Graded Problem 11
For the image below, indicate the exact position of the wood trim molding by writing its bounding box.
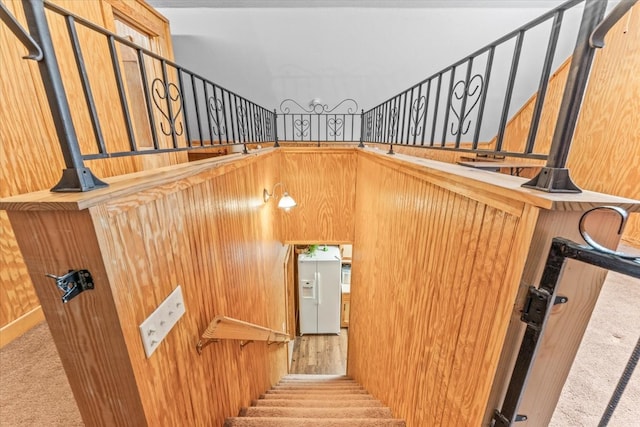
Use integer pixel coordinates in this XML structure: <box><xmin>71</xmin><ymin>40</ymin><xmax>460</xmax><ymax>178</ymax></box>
<box><xmin>0</xmin><ymin>306</ymin><xmax>44</xmax><ymax>348</ymax></box>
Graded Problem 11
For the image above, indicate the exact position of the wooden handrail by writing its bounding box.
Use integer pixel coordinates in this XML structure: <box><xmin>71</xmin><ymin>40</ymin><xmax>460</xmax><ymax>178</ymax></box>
<box><xmin>196</xmin><ymin>315</ymin><xmax>289</xmax><ymax>354</ymax></box>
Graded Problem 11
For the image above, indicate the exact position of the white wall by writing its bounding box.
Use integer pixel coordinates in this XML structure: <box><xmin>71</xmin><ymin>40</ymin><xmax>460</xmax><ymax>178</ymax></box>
<box><xmin>158</xmin><ymin>4</ymin><xmax>583</xmax><ymax>141</ymax></box>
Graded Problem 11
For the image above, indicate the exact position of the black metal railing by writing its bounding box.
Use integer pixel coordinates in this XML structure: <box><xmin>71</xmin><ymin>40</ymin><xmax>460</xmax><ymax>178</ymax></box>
<box><xmin>362</xmin><ymin>0</ymin><xmax>587</xmax><ymax>159</ymax></box>
<box><xmin>277</xmin><ymin>99</ymin><xmax>361</xmax><ymax>145</ymax></box>
<box><xmin>1</xmin><ymin>0</ymin><xmax>275</xmax><ymax>191</ymax></box>
<box><xmin>45</xmin><ymin>1</ymin><xmax>275</xmax><ymax>158</ymax></box>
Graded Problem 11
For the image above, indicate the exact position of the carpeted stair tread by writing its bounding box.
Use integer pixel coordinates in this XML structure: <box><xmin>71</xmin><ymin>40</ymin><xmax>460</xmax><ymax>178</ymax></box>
<box><xmin>274</xmin><ymin>385</ymin><xmax>364</xmax><ymax>390</ymax></box>
<box><xmin>276</xmin><ymin>381</ymin><xmax>362</xmax><ymax>387</ymax></box>
<box><xmin>239</xmin><ymin>406</ymin><xmax>393</xmax><ymax>418</ymax></box>
<box><xmin>251</xmin><ymin>399</ymin><xmax>385</xmax><ymax>408</ymax></box>
<box><xmin>267</xmin><ymin>388</ymin><xmax>369</xmax><ymax>394</ymax></box>
<box><xmin>224</xmin><ymin>417</ymin><xmax>406</xmax><ymax>427</ymax></box>
<box><xmin>281</xmin><ymin>374</ymin><xmax>352</xmax><ymax>380</ymax></box>
<box><xmin>260</xmin><ymin>393</ymin><xmax>375</xmax><ymax>400</ymax></box>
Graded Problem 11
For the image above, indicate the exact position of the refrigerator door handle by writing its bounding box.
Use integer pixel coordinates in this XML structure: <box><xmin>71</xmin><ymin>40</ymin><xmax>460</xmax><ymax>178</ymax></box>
<box><xmin>317</xmin><ymin>272</ymin><xmax>322</xmax><ymax>306</ymax></box>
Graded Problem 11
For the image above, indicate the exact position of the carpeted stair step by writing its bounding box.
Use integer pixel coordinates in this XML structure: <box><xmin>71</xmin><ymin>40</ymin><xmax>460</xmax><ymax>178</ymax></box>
<box><xmin>281</xmin><ymin>374</ymin><xmax>352</xmax><ymax>380</ymax></box>
<box><xmin>276</xmin><ymin>381</ymin><xmax>362</xmax><ymax>387</ymax></box>
<box><xmin>239</xmin><ymin>406</ymin><xmax>393</xmax><ymax>418</ymax></box>
<box><xmin>267</xmin><ymin>388</ymin><xmax>369</xmax><ymax>395</ymax></box>
<box><xmin>273</xmin><ymin>384</ymin><xmax>364</xmax><ymax>391</ymax></box>
<box><xmin>251</xmin><ymin>399</ymin><xmax>384</xmax><ymax>408</ymax></box>
<box><xmin>260</xmin><ymin>393</ymin><xmax>375</xmax><ymax>400</ymax></box>
<box><xmin>224</xmin><ymin>417</ymin><xmax>406</xmax><ymax>427</ymax></box>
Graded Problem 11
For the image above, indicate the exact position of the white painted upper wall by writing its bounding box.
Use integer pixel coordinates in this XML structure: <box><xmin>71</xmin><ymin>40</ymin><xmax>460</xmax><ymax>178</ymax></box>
<box><xmin>157</xmin><ymin>3</ymin><xmax>586</xmax><ymax>140</ymax></box>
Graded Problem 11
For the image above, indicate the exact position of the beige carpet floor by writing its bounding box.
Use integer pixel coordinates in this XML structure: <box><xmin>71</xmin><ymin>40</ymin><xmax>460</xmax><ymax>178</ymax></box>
<box><xmin>1</xmin><ymin>271</ymin><xmax>638</xmax><ymax>426</ymax></box>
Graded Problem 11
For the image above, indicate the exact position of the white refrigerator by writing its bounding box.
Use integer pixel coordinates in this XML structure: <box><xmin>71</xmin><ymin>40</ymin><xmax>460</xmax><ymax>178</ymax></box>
<box><xmin>298</xmin><ymin>246</ymin><xmax>341</xmax><ymax>334</ymax></box>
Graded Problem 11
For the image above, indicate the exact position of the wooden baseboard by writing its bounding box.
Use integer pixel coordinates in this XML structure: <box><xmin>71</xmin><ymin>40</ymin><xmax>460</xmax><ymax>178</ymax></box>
<box><xmin>0</xmin><ymin>306</ymin><xmax>45</xmax><ymax>348</ymax></box>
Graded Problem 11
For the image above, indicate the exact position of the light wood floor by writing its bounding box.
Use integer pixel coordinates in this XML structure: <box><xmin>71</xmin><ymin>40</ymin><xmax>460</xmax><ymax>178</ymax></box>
<box><xmin>290</xmin><ymin>328</ymin><xmax>348</xmax><ymax>375</ymax></box>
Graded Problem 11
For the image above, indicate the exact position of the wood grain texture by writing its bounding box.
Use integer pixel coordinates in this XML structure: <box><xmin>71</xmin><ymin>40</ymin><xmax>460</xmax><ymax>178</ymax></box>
<box><xmin>486</xmin><ymin>6</ymin><xmax>640</xmax><ymax>246</ymax></box>
<box><xmin>6</xmin><ymin>151</ymin><xmax>289</xmax><ymax>426</ymax></box>
<box><xmin>0</xmin><ymin>0</ymin><xmax>183</xmax><ymax>338</ymax></box>
<box><xmin>279</xmin><ymin>148</ymin><xmax>357</xmax><ymax>243</ymax></box>
<box><xmin>90</xmin><ymin>151</ymin><xmax>288</xmax><ymax>425</ymax></box>
<box><xmin>7</xmin><ymin>209</ymin><xmax>147</xmax><ymax>426</ymax></box>
<box><xmin>484</xmin><ymin>208</ymin><xmax>627</xmax><ymax>426</ymax></box>
<box><xmin>347</xmin><ymin>152</ymin><xmax>539</xmax><ymax>426</ymax></box>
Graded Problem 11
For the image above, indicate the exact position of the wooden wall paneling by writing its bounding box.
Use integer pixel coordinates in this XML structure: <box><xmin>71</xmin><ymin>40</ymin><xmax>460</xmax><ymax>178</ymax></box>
<box><xmin>483</xmin><ymin>6</ymin><xmax>639</xmax><ymax>245</ymax></box>
<box><xmin>3</xmin><ymin>152</ymin><xmax>289</xmax><ymax>425</ymax></box>
<box><xmin>0</xmin><ymin>0</ymin><xmax>186</xmax><ymax>344</ymax></box>
<box><xmin>279</xmin><ymin>148</ymin><xmax>357</xmax><ymax>243</ymax></box>
<box><xmin>0</xmin><ymin>211</ymin><xmax>42</xmax><ymax>337</ymax></box>
<box><xmin>87</xmin><ymin>152</ymin><xmax>288</xmax><ymax>425</ymax></box>
<box><xmin>348</xmin><ymin>153</ymin><xmax>539</xmax><ymax>426</ymax></box>
<box><xmin>567</xmin><ymin>5</ymin><xmax>640</xmax><ymax>246</ymax></box>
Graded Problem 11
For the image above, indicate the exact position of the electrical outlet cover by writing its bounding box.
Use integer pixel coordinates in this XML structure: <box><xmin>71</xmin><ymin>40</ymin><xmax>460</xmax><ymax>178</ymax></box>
<box><xmin>139</xmin><ymin>285</ymin><xmax>186</xmax><ymax>358</ymax></box>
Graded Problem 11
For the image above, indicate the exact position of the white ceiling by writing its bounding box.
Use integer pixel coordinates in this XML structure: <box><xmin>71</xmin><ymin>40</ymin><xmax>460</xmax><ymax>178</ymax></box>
<box><xmin>147</xmin><ymin>0</ymin><xmax>569</xmax><ymax>8</ymax></box>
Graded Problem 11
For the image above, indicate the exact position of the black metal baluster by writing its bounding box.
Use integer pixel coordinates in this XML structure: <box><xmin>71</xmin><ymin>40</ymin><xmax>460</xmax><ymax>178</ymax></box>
<box><xmin>455</xmin><ymin>58</ymin><xmax>474</xmax><ymax>148</ymax></box>
<box><xmin>430</xmin><ymin>73</ymin><xmax>442</xmax><ymax>146</ymax></box>
<box><xmin>441</xmin><ymin>66</ymin><xmax>456</xmax><ymax>146</ymax></box>
<box><xmin>204</xmin><ymin>82</ymin><xmax>214</xmax><ymax>146</ymax></box>
<box><xmin>221</xmin><ymin>89</ymin><xmax>230</xmax><ymax>144</ymax></box>
<box><xmin>138</xmin><ymin>50</ymin><xmax>159</xmax><ymax>150</ymax></box>
<box><xmin>421</xmin><ymin>80</ymin><xmax>431</xmax><ymax>146</ymax></box>
<box><xmin>107</xmin><ymin>35</ymin><xmax>137</xmax><ymax>152</ymax></box>
<box><xmin>525</xmin><ymin>11</ymin><xmax>564</xmax><ymax>154</ymax></box>
<box><xmin>473</xmin><ymin>47</ymin><xmax>494</xmax><ymax>149</ymax></box>
<box><xmin>65</xmin><ymin>15</ymin><xmax>106</xmax><ymax>156</ymax></box>
<box><xmin>228</xmin><ymin>92</ymin><xmax>237</xmax><ymax>144</ymax></box>
<box><xmin>176</xmin><ymin>68</ymin><xmax>191</xmax><ymax>148</ymax></box>
<box><xmin>401</xmin><ymin>90</ymin><xmax>409</xmax><ymax>144</ymax></box>
<box><xmin>19</xmin><ymin>0</ymin><xmax>106</xmax><ymax>191</ymax></box>
<box><xmin>496</xmin><ymin>30</ymin><xmax>524</xmax><ymax>153</ymax></box>
<box><xmin>190</xmin><ymin>75</ymin><xmax>203</xmax><ymax>146</ymax></box>
<box><xmin>211</xmin><ymin>84</ymin><xmax>222</xmax><ymax>144</ymax></box>
<box><xmin>160</xmin><ymin>59</ymin><xmax>177</xmax><ymax>149</ymax></box>
<box><xmin>412</xmin><ymin>84</ymin><xmax>421</xmax><ymax>145</ymax></box>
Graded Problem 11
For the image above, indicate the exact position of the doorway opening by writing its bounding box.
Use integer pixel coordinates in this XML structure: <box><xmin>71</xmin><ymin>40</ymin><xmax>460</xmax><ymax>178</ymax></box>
<box><xmin>289</xmin><ymin>244</ymin><xmax>352</xmax><ymax>375</ymax></box>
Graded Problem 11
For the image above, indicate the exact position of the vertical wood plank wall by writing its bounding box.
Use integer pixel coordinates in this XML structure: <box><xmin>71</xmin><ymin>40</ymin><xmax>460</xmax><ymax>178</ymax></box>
<box><xmin>279</xmin><ymin>147</ymin><xmax>357</xmax><ymax>243</ymax></box>
<box><xmin>0</xmin><ymin>0</ymin><xmax>183</xmax><ymax>344</ymax></box>
<box><xmin>348</xmin><ymin>151</ymin><xmax>540</xmax><ymax>426</ymax></box>
<box><xmin>7</xmin><ymin>151</ymin><xmax>289</xmax><ymax>426</ymax></box>
<box><xmin>490</xmin><ymin>6</ymin><xmax>640</xmax><ymax>246</ymax></box>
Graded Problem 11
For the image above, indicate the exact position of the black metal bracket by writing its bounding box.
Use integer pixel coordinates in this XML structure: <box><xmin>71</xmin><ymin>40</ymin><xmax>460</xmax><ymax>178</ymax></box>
<box><xmin>493</xmin><ymin>227</ymin><xmax>639</xmax><ymax>426</ymax></box>
<box><xmin>46</xmin><ymin>269</ymin><xmax>94</xmax><ymax>303</ymax></box>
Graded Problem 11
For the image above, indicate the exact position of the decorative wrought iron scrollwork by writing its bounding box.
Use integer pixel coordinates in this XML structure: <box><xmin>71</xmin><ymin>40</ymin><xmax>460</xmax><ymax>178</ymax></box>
<box><xmin>375</xmin><ymin>112</ymin><xmax>383</xmax><ymax>139</ymax></box>
<box><xmin>294</xmin><ymin>118</ymin><xmax>310</xmax><ymax>138</ymax></box>
<box><xmin>279</xmin><ymin>98</ymin><xmax>358</xmax><ymax>114</ymax></box>
<box><xmin>328</xmin><ymin>117</ymin><xmax>344</xmax><ymax>137</ymax></box>
<box><xmin>152</xmin><ymin>78</ymin><xmax>183</xmax><ymax>137</ymax></box>
<box><xmin>388</xmin><ymin>107</ymin><xmax>399</xmax><ymax>138</ymax></box>
<box><xmin>207</xmin><ymin>96</ymin><xmax>226</xmax><ymax>136</ymax></box>
<box><xmin>265</xmin><ymin>116</ymin><xmax>272</xmax><ymax>138</ymax></box>
<box><xmin>410</xmin><ymin>95</ymin><xmax>426</xmax><ymax>137</ymax></box>
<box><xmin>254</xmin><ymin>111</ymin><xmax>263</xmax><ymax>140</ymax></box>
<box><xmin>236</xmin><ymin>105</ymin><xmax>248</xmax><ymax>138</ymax></box>
<box><xmin>366</xmin><ymin>115</ymin><xmax>373</xmax><ymax>138</ymax></box>
<box><xmin>449</xmin><ymin>74</ymin><xmax>483</xmax><ymax>136</ymax></box>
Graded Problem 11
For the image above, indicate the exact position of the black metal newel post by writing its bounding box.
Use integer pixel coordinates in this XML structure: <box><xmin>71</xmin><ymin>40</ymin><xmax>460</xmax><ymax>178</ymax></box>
<box><xmin>522</xmin><ymin>0</ymin><xmax>607</xmax><ymax>193</ymax></box>
<box><xmin>273</xmin><ymin>109</ymin><xmax>280</xmax><ymax>147</ymax></box>
<box><xmin>358</xmin><ymin>109</ymin><xmax>365</xmax><ymax>148</ymax></box>
<box><xmin>22</xmin><ymin>0</ymin><xmax>107</xmax><ymax>192</ymax></box>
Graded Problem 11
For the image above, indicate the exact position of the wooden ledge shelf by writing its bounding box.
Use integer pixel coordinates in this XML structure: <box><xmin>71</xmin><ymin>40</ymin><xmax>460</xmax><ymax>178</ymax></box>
<box><xmin>196</xmin><ymin>315</ymin><xmax>289</xmax><ymax>354</ymax></box>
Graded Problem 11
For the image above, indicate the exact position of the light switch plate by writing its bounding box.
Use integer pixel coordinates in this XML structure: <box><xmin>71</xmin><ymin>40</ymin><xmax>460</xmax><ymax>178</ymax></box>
<box><xmin>139</xmin><ymin>285</ymin><xmax>186</xmax><ymax>358</ymax></box>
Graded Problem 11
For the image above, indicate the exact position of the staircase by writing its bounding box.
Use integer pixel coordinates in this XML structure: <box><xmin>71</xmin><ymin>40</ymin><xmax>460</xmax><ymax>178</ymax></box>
<box><xmin>224</xmin><ymin>374</ymin><xmax>406</xmax><ymax>426</ymax></box>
